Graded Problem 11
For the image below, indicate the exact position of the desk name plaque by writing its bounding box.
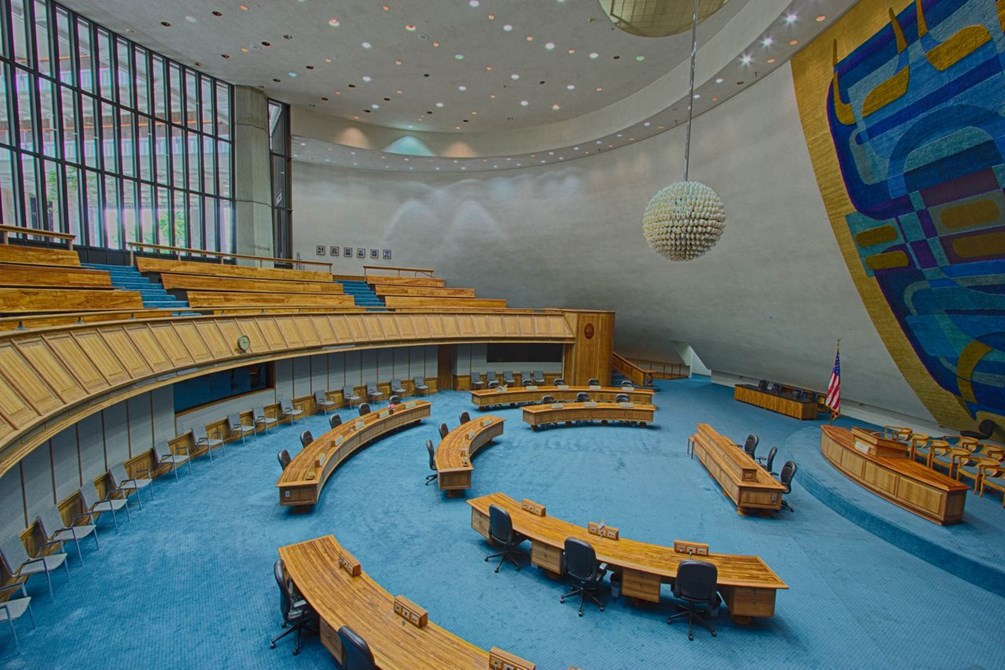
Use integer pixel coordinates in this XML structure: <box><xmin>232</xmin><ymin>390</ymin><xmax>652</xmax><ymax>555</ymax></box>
<box><xmin>482</xmin><ymin>418</ymin><xmax>494</xmax><ymax>427</ymax></box>
<box><xmin>520</xmin><ymin>499</ymin><xmax>546</xmax><ymax>516</ymax></box>
<box><xmin>583</xmin><ymin>401</ymin><xmax>599</xmax><ymax>408</ymax></box>
<box><xmin>393</xmin><ymin>595</ymin><xmax>428</xmax><ymax>628</ymax></box>
<box><xmin>334</xmin><ymin>435</ymin><xmax>344</xmax><ymax>447</ymax></box>
<box><xmin>489</xmin><ymin>646</ymin><xmax>536</xmax><ymax>670</ymax></box>
<box><xmin>550</xmin><ymin>403</ymin><xmax>564</xmax><ymax>409</ymax></box>
<box><xmin>355</xmin><ymin>419</ymin><xmax>365</xmax><ymax>431</ymax></box>
<box><xmin>673</xmin><ymin>539</ymin><xmax>709</xmax><ymax>556</ymax></box>
<box><xmin>587</xmin><ymin>522</ymin><xmax>619</xmax><ymax>540</ymax></box>
<box><xmin>338</xmin><ymin>549</ymin><xmax>361</xmax><ymax>577</ymax></box>
<box><xmin>379</xmin><ymin>409</ymin><xmax>390</xmax><ymax>419</ymax></box>
<box><xmin>588</xmin><ymin>384</ymin><xmax>602</xmax><ymax>390</ymax></box>
<box><xmin>315</xmin><ymin>453</ymin><xmax>326</xmax><ymax>469</ymax></box>
<box><xmin>525</xmin><ymin>385</ymin><xmax>538</xmax><ymax>391</ymax></box>
<box><xmin>556</xmin><ymin>385</ymin><xmax>570</xmax><ymax>391</ymax></box>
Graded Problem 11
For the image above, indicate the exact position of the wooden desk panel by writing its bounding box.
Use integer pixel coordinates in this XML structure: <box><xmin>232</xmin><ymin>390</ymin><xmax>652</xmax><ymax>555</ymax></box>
<box><xmin>435</xmin><ymin>416</ymin><xmax>505</xmax><ymax>492</ymax></box>
<box><xmin>689</xmin><ymin>424</ymin><xmax>787</xmax><ymax>513</ymax></box>
<box><xmin>734</xmin><ymin>385</ymin><xmax>819</xmax><ymax>420</ymax></box>
<box><xmin>521</xmin><ymin>402</ymin><xmax>655</xmax><ymax>429</ymax></box>
<box><xmin>820</xmin><ymin>426</ymin><xmax>968</xmax><ymax>525</ymax></box>
<box><xmin>276</xmin><ymin>401</ymin><xmax>431</xmax><ymax>506</ymax></box>
<box><xmin>279</xmin><ymin>535</ymin><xmax>490</xmax><ymax>669</ymax></box>
<box><xmin>468</xmin><ymin>493</ymin><xmax>787</xmax><ymax>622</ymax></box>
<box><xmin>471</xmin><ymin>385</ymin><xmax>653</xmax><ymax>408</ymax></box>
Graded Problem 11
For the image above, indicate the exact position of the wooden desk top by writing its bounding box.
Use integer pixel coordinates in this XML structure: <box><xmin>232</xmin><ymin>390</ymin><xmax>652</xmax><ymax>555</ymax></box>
<box><xmin>468</xmin><ymin>493</ymin><xmax>787</xmax><ymax>591</ymax></box>
<box><xmin>822</xmin><ymin>426</ymin><xmax>969</xmax><ymax>493</ymax></box>
<box><xmin>435</xmin><ymin>416</ymin><xmax>504</xmax><ymax>474</ymax></box>
<box><xmin>693</xmin><ymin>423</ymin><xmax>786</xmax><ymax>491</ymax></box>
<box><xmin>278</xmin><ymin>401</ymin><xmax>431</xmax><ymax>487</ymax></box>
<box><xmin>471</xmin><ymin>385</ymin><xmax>654</xmax><ymax>405</ymax></box>
<box><xmin>279</xmin><ymin>535</ymin><xmax>489</xmax><ymax>669</ymax></box>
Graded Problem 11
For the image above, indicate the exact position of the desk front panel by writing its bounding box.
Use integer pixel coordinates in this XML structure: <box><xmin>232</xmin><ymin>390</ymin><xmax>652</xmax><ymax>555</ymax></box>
<box><xmin>472</xmin><ymin>386</ymin><xmax>654</xmax><ymax>408</ymax></box>
<box><xmin>734</xmin><ymin>385</ymin><xmax>818</xmax><ymax>420</ymax></box>
<box><xmin>521</xmin><ymin>402</ymin><xmax>656</xmax><ymax>428</ymax></box>
<box><xmin>436</xmin><ymin>416</ymin><xmax>505</xmax><ymax>492</ymax></box>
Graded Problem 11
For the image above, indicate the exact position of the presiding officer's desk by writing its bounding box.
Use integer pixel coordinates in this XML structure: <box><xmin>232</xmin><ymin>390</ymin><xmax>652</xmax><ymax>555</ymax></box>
<box><xmin>521</xmin><ymin>401</ymin><xmax>656</xmax><ymax>429</ymax></box>
<box><xmin>733</xmin><ymin>384</ymin><xmax>819</xmax><ymax>420</ymax></box>
<box><xmin>276</xmin><ymin>400</ymin><xmax>431</xmax><ymax>506</ymax></box>
<box><xmin>279</xmin><ymin>535</ymin><xmax>492</xmax><ymax>669</ymax></box>
<box><xmin>689</xmin><ymin>423</ymin><xmax>788</xmax><ymax>513</ymax></box>
<box><xmin>469</xmin><ymin>493</ymin><xmax>787</xmax><ymax>623</ymax></box>
<box><xmin>471</xmin><ymin>385</ymin><xmax>654</xmax><ymax>408</ymax></box>
<box><xmin>435</xmin><ymin>416</ymin><xmax>505</xmax><ymax>492</ymax></box>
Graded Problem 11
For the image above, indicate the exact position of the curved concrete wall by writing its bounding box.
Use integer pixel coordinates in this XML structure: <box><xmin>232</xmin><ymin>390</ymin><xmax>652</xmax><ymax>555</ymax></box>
<box><xmin>292</xmin><ymin>64</ymin><xmax>934</xmax><ymax>423</ymax></box>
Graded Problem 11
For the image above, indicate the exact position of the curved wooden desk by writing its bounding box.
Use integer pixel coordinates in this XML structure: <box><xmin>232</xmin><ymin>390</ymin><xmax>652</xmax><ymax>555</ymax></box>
<box><xmin>472</xmin><ymin>385</ymin><xmax>654</xmax><ymax>409</ymax></box>
<box><xmin>276</xmin><ymin>400</ymin><xmax>431</xmax><ymax>506</ymax></box>
<box><xmin>435</xmin><ymin>416</ymin><xmax>505</xmax><ymax>492</ymax></box>
<box><xmin>468</xmin><ymin>493</ymin><xmax>787</xmax><ymax>623</ymax></box>
<box><xmin>279</xmin><ymin>535</ymin><xmax>492</xmax><ymax>669</ymax></box>
<box><xmin>689</xmin><ymin>424</ymin><xmax>787</xmax><ymax>513</ymax></box>
<box><xmin>733</xmin><ymin>385</ymin><xmax>819</xmax><ymax>420</ymax></box>
<box><xmin>521</xmin><ymin>402</ymin><xmax>655</xmax><ymax>429</ymax></box>
<box><xmin>820</xmin><ymin>426</ymin><xmax>968</xmax><ymax>525</ymax></box>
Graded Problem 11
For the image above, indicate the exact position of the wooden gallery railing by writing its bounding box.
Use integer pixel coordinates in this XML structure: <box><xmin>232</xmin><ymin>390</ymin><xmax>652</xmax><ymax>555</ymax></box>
<box><xmin>612</xmin><ymin>352</ymin><xmax>653</xmax><ymax>387</ymax></box>
<box><xmin>127</xmin><ymin>242</ymin><xmax>334</xmax><ymax>272</ymax></box>
<box><xmin>0</xmin><ymin>310</ymin><xmax>575</xmax><ymax>477</ymax></box>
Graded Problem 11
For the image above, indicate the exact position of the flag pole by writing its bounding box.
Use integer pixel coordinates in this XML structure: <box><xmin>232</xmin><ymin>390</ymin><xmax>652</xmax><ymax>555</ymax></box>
<box><xmin>827</xmin><ymin>339</ymin><xmax>841</xmax><ymax>424</ymax></box>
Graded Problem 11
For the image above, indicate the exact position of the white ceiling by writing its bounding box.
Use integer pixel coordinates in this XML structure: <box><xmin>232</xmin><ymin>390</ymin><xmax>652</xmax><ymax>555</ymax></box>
<box><xmin>61</xmin><ymin>0</ymin><xmax>855</xmax><ymax>172</ymax></box>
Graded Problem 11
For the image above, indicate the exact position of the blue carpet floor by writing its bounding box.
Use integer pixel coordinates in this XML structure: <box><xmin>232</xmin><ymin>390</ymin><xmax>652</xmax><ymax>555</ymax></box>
<box><xmin>3</xmin><ymin>378</ymin><xmax>1003</xmax><ymax>669</ymax></box>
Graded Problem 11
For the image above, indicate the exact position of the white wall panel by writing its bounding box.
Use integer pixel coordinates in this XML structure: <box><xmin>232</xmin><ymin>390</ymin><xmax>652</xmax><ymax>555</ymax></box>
<box><xmin>0</xmin><ymin>467</ymin><xmax>25</xmax><ymax>535</ymax></box>
<box><xmin>77</xmin><ymin>414</ymin><xmax>105</xmax><ymax>484</ymax></box>
<box><xmin>21</xmin><ymin>441</ymin><xmax>53</xmax><ymax>525</ymax></box>
<box><xmin>103</xmin><ymin>403</ymin><xmax>130</xmax><ymax>468</ymax></box>
<box><xmin>292</xmin><ymin>357</ymin><xmax>312</xmax><ymax>398</ymax></box>
<box><xmin>151</xmin><ymin>387</ymin><xmax>176</xmax><ymax>447</ymax></box>
<box><xmin>51</xmin><ymin>427</ymin><xmax>80</xmax><ymax>502</ymax></box>
<box><xmin>127</xmin><ymin>395</ymin><xmax>153</xmax><ymax>456</ymax></box>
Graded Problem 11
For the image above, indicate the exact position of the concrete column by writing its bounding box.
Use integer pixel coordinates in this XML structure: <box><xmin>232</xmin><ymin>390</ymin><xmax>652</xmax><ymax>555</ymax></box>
<box><xmin>232</xmin><ymin>85</ymin><xmax>273</xmax><ymax>260</ymax></box>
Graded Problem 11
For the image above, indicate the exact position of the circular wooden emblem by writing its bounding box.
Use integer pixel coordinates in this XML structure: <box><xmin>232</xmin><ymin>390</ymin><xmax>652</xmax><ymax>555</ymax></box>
<box><xmin>236</xmin><ymin>335</ymin><xmax>251</xmax><ymax>352</ymax></box>
<box><xmin>584</xmin><ymin>323</ymin><xmax>595</xmax><ymax>339</ymax></box>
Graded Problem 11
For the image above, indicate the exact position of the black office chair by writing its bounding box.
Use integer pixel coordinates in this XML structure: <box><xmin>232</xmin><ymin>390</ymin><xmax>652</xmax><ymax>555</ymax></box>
<box><xmin>270</xmin><ymin>558</ymin><xmax>317</xmax><ymax>655</ymax></box>
<box><xmin>621</xmin><ymin>380</ymin><xmax>634</xmax><ymax>389</ymax></box>
<box><xmin>484</xmin><ymin>504</ymin><xmax>525</xmax><ymax>572</ymax></box>
<box><xmin>439</xmin><ymin>423</ymin><xmax>450</xmax><ymax>439</ymax></box>
<box><xmin>299</xmin><ymin>430</ymin><xmax>313</xmax><ymax>449</ymax></box>
<box><xmin>329</xmin><ymin>414</ymin><xmax>343</xmax><ymax>430</ymax></box>
<box><xmin>541</xmin><ymin>395</ymin><xmax>557</xmax><ymax>404</ymax></box>
<box><xmin>758</xmin><ymin>379</ymin><xmax>769</xmax><ymax>390</ymax></box>
<box><xmin>757</xmin><ymin>446</ymin><xmax>778</xmax><ymax>475</ymax></box>
<box><xmin>522</xmin><ymin>377</ymin><xmax>535</xmax><ymax>387</ymax></box>
<box><xmin>741</xmin><ymin>433</ymin><xmax>759</xmax><ymax>459</ymax></box>
<box><xmin>487</xmin><ymin>380</ymin><xmax>500</xmax><ymax>389</ymax></box>
<box><xmin>667</xmin><ymin>560</ymin><xmax>719</xmax><ymax>640</ymax></box>
<box><xmin>576</xmin><ymin>392</ymin><xmax>591</xmax><ymax>403</ymax></box>
<box><xmin>778</xmin><ymin>460</ymin><xmax>798</xmax><ymax>512</ymax></box>
<box><xmin>277</xmin><ymin>449</ymin><xmax>291</xmax><ymax>470</ymax></box>
<box><xmin>587</xmin><ymin>378</ymin><xmax>600</xmax><ymax>386</ymax></box>
<box><xmin>615</xmin><ymin>393</ymin><xmax>630</xmax><ymax>403</ymax></box>
<box><xmin>961</xmin><ymin>418</ymin><xmax>996</xmax><ymax>441</ymax></box>
<box><xmin>553</xmin><ymin>377</ymin><xmax>566</xmax><ymax>386</ymax></box>
<box><xmin>388</xmin><ymin>395</ymin><xmax>401</xmax><ymax>406</ymax></box>
<box><xmin>358</xmin><ymin>403</ymin><xmax>371</xmax><ymax>416</ymax></box>
<box><xmin>424</xmin><ymin>439</ymin><xmax>438</xmax><ymax>485</ymax></box>
<box><xmin>337</xmin><ymin>625</ymin><xmax>376</xmax><ymax>670</ymax></box>
<box><xmin>560</xmin><ymin>537</ymin><xmax>606</xmax><ymax>617</ymax></box>
<box><xmin>459</xmin><ymin>411</ymin><xmax>471</xmax><ymax>424</ymax></box>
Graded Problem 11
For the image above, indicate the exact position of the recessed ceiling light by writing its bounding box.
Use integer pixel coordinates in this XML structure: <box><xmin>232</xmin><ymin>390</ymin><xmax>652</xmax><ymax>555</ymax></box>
<box><xmin>551</xmin><ymin>103</ymin><xmax>560</xmax><ymax>110</ymax></box>
<box><xmin>221</xmin><ymin>53</ymin><xmax>230</xmax><ymax>59</ymax></box>
<box><xmin>395</xmin><ymin>59</ymin><xmax>403</xmax><ymax>65</ymax></box>
<box><xmin>784</xmin><ymin>13</ymin><xmax>798</xmax><ymax>25</ymax></box>
<box><xmin>489</xmin><ymin>94</ymin><xmax>496</xmax><ymax>99</ymax></box>
<box><xmin>503</xmin><ymin>24</ymin><xmax>513</xmax><ymax>31</ymax></box>
<box><xmin>715</xmin><ymin>77</ymin><xmax>724</xmax><ymax>84</ymax></box>
<box><xmin>160</xmin><ymin>21</ymin><xmax>171</xmax><ymax>27</ymax></box>
<box><xmin>511</xmin><ymin>73</ymin><xmax>520</xmax><ymax>80</ymax></box>
<box><xmin>766</xmin><ymin>58</ymin><xmax>776</xmax><ymax>64</ymax></box>
<box><xmin>485</xmin><ymin>65</ymin><xmax>493</xmax><ymax>71</ymax></box>
<box><xmin>435</xmin><ymin>102</ymin><xmax>444</xmax><ymax>108</ymax></box>
<box><xmin>545</xmin><ymin>42</ymin><xmax>555</xmax><ymax>51</ymax></box>
<box><xmin>643</xmin><ymin>121</ymin><xmax>650</xmax><ymax>127</ymax></box>
<box><xmin>288</xmin><ymin>72</ymin><xmax>298</xmax><ymax>78</ymax></box>
<box><xmin>405</xmin><ymin>24</ymin><xmax>416</xmax><ymax>32</ymax></box>
<box><xmin>299</xmin><ymin>142</ymin><xmax>307</xmax><ymax>147</ymax></box>
<box><xmin>566</xmin><ymin>84</ymin><xmax>575</xmax><ymax>90</ymax></box>
<box><xmin>693</xmin><ymin>93</ymin><xmax>700</xmax><ymax>99</ymax></box>
<box><xmin>761</xmin><ymin>37</ymin><xmax>773</xmax><ymax>47</ymax></box>
<box><xmin>469</xmin><ymin>0</ymin><xmax>480</xmax><ymax>6</ymax></box>
<box><xmin>589</xmin><ymin>52</ymin><xmax>599</xmax><ymax>59</ymax></box>
<box><xmin>526</xmin><ymin>35</ymin><xmax>534</xmax><ymax>42</ymax></box>
<box><xmin>432</xmin><ymin>41</ymin><xmax>440</xmax><ymax>47</ymax></box>
<box><xmin>816</xmin><ymin>15</ymin><xmax>826</xmax><ymax>22</ymax></box>
<box><xmin>381</xmin><ymin>4</ymin><xmax>389</xmax><ymax>11</ymax></box>
<box><xmin>520</xmin><ymin>100</ymin><xmax>528</xmax><ymax>106</ymax></box>
<box><xmin>740</xmin><ymin>54</ymin><xmax>753</xmax><ymax>65</ymax></box>
<box><xmin>567</xmin><ymin>48</ymin><xmax>576</xmax><ymax>54</ymax></box>
<box><xmin>240</xmin><ymin>4</ymin><xmax>249</xmax><ymax>10</ymax></box>
<box><xmin>212</xmin><ymin>11</ymin><xmax>222</xmax><ymax>17</ymax></box>
<box><xmin>789</xmin><ymin>39</ymin><xmax>799</xmax><ymax>46</ymax></box>
<box><xmin>635</xmin><ymin>55</ymin><xmax>644</xmax><ymax>61</ymax></box>
<box><xmin>184</xmin><ymin>16</ymin><xmax>197</xmax><ymax>23</ymax></box>
<box><xmin>595</xmin><ymin>87</ymin><xmax>603</xmax><ymax>92</ymax></box>
<box><xmin>362</xmin><ymin>42</ymin><xmax>372</xmax><ymax>49</ymax></box>
<box><xmin>362</xmin><ymin>75</ymin><xmax>372</xmax><ymax>82</ymax></box>
<box><xmin>454</xmin><ymin>54</ymin><xmax>464</xmax><ymax>60</ymax></box>
<box><xmin>458</xmin><ymin>85</ymin><xmax>467</xmax><ymax>91</ymax></box>
<box><xmin>327</xmin><ymin>17</ymin><xmax>340</xmax><ymax>27</ymax></box>
<box><xmin>488</xmin><ymin>13</ymin><xmax>496</xmax><ymax>20</ymax></box>
<box><xmin>240</xmin><ymin>47</ymin><xmax>249</xmax><ymax>53</ymax></box>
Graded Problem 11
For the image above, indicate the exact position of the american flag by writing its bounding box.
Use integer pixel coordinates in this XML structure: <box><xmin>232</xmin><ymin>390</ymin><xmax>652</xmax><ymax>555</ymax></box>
<box><xmin>825</xmin><ymin>346</ymin><xmax>841</xmax><ymax>418</ymax></box>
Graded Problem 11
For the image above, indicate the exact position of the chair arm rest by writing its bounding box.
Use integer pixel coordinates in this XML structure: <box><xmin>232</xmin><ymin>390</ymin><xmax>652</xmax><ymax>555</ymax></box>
<box><xmin>37</xmin><ymin>539</ymin><xmax>64</xmax><ymax>551</ymax></box>
<box><xmin>72</xmin><ymin>511</ymin><xmax>96</xmax><ymax>524</ymax></box>
<box><xmin>0</xmin><ymin>582</ymin><xmax>27</xmax><ymax>597</ymax></box>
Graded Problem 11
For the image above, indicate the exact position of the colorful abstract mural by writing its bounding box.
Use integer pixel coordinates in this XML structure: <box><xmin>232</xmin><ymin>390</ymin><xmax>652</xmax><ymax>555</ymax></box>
<box><xmin>793</xmin><ymin>0</ymin><xmax>1005</xmax><ymax>432</ymax></box>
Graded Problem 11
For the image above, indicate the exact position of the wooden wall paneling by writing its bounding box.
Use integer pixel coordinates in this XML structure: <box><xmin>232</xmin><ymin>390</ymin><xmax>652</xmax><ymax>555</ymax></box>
<box><xmin>376</xmin><ymin>314</ymin><xmax>401</xmax><ymax>341</ymax></box>
<box><xmin>346</xmin><ymin>315</ymin><xmax>368</xmax><ymax>343</ymax></box>
<box><xmin>562</xmin><ymin>311</ymin><xmax>615</xmax><ymax>386</ymax></box>
<box><xmin>50</xmin><ymin>426</ymin><xmax>80</xmax><ymax>502</ymax></box>
<box><xmin>13</xmin><ymin>339</ymin><xmax>86</xmax><ymax>404</ymax></box>
<box><xmin>362</xmin><ymin>316</ymin><xmax>385</xmax><ymax>343</ymax></box>
<box><xmin>395</xmin><ymin>314</ymin><xmax>416</xmax><ymax>339</ymax></box>
<box><xmin>313</xmin><ymin>315</ymin><xmax>337</xmax><ymax>343</ymax></box>
<box><xmin>69</xmin><ymin>331</ymin><xmax>130</xmax><ymax>385</ymax></box>
<box><xmin>328</xmin><ymin>315</ymin><xmax>352</xmax><ymax>343</ymax></box>
<box><xmin>127</xmin><ymin>394</ymin><xmax>153</xmax><ymax>457</ymax></box>
<box><xmin>442</xmin><ymin>315</ymin><xmax>461</xmax><ymax>339</ymax></box>
<box><xmin>192</xmin><ymin>320</ymin><xmax>230</xmax><ymax>359</ymax></box>
<box><xmin>77</xmin><ymin>414</ymin><xmax>106</xmax><ymax>484</ymax></box>
<box><xmin>102</xmin><ymin>403</ymin><xmax>130</xmax><ymax>468</ymax></box>
<box><xmin>42</xmin><ymin>332</ymin><xmax>110</xmax><ymax>392</ymax></box>
<box><xmin>0</xmin><ymin>466</ymin><xmax>26</xmax><ymax>537</ymax></box>
<box><xmin>277</xmin><ymin>316</ymin><xmax>306</xmax><ymax>350</ymax></box>
<box><xmin>19</xmin><ymin>440</ymin><xmax>53</xmax><ymax>532</ymax></box>
<box><xmin>293</xmin><ymin>316</ymin><xmax>322</xmax><ymax>348</ymax></box>
<box><xmin>123</xmin><ymin>324</ymin><xmax>172</xmax><ymax>373</ymax></box>
<box><xmin>150</xmin><ymin>387</ymin><xmax>176</xmax><ymax>447</ymax></box>
<box><xmin>148</xmin><ymin>323</ymin><xmax>196</xmax><ymax>368</ymax></box>
<box><xmin>251</xmin><ymin>317</ymin><xmax>287</xmax><ymax>351</ymax></box>
<box><xmin>0</xmin><ymin>345</ymin><xmax>58</xmax><ymax>419</ymax></box>
<box><xmin>171</xmin><ymin>322</ymin><xmax>214</xmax><ymax>363</ymax></box>
<box><xmin>99</xmin><ymin>327</ymin><xmax>154</xmax><ymax>378</ymax></box>
<box><xmin>238</xmin><ymin>319</ymin><xmax>268</xmax><ymax>353</ymax></box>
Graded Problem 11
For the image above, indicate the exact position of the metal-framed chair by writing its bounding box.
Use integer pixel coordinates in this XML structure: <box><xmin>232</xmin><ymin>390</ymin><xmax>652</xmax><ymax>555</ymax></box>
<box><xmin>78</xmin><ymin>480</ymin><xmax>130</xmax><ymax>531</ymax></box>
<box><xmin>0</xmin><ymin>582</ymin><xmax>34</xmax><ymax>653</ymax></box>
<box><xmin>343</xmin><ymin>385</ymin><xmax>362</xmax><ymax>408</ymax></box>
<box><xmin>36</xmin><ymin>505</ymin><xmax>99</xmax><ymax>565</ymax></box>
<box><xmin>108</xmin><ymin>462</ymin><xmax>154</xmax><ymax>508</ymax></box>
<box><xmin>0</xmin><ymin>535</ymin><xmax>70</xmax><ymax>600</ymax></box>
<box><xmin>314</xmin><ymin>390</ymin><xmax>338</xmax><ymax>416</ymax></box>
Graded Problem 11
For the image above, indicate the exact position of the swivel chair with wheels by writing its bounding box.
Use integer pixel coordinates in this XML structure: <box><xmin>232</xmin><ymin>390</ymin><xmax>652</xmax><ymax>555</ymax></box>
<box><xmin>459</xmin><ymin>411</ymin><xmax>471</xmax><ymax>424</ymax></box>
<box><xmin>338</xmin><ymin>625</ymin><xmax>376</xmax><ymax>670</ymax></box>
<box><xmin>560</xmin><ymin>537</ymin><xmax>606</xmax><ymax>617</ymax></box>
<box><xmin>277</xmin><ymin>449</ymin><xmax>291</xmax><ymax>470</ymax></box>
<box><xmin>329</xmin><ymin>414</ymin><xmax>343</xmax><ymax>430</ymax></box>
<box><xmin>483</xmin><ymin>504</ymin><xmax>526</xmax><ymax>572</ymax></box>
<box><xmin>757</xmin><ymin>446</ymin><xmax>778</xmax><ymax>475</ymax></box>
<box><xmin>778</xmin><ymin>460</ymin><xmax>798</xmax><ymax>512</ymax></box>
<box><xmin>666</xmin><ymin>559</ymin><xmax>719</xmax><ymax>640</ymax></box>
<box><xmin>299</xmin><ymin>430</ymin><xmax>314</xmax><ymax>449</ymax></box>
<box><xmin>269</xmin><ymin>558</ymin><xmax>317</xmax><ymax>655</ymax></box>
<box><xmin>424</xmin><ymin>439</ymin><xmax>438</xmax><ymax>485</ymax></box>
<box><xmin>741</xmin><ymin>433</ymin><xmax>759</xmax><ymax>459</ymax></box>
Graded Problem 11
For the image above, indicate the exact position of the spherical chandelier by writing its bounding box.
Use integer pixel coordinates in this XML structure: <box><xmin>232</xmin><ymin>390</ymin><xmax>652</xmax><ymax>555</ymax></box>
<box><xmin>639</xmin><ymin>0</ymin><xmax>726</xmax><ymax>261</ymax></box>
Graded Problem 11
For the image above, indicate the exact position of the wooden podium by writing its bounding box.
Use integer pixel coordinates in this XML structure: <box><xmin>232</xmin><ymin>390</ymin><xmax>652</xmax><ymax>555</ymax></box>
<box><xmin>850</xmin><ymin>427</ymin><xmax>911</xmax><ymax>458</ymax></box>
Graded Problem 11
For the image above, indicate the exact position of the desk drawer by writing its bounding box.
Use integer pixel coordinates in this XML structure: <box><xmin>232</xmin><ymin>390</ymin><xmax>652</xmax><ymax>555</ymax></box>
<box><xmin>621</xmin><ymin>568</ymin><xmax>661</xmax><ymax>603</ymax></box>
<box><xmin>721</xmin><ymin>585</ymin><xmax>776</xmax><ymax>618</ymax></box>
<box><xmin>531</xmin><ymin>541</ymin><xmax>563</xmax><ymax>574</ymax></box>
<box><xmin>470</xmin><ymin>508</ymin><xmax>489</xmax><ymax>539</ymax></box>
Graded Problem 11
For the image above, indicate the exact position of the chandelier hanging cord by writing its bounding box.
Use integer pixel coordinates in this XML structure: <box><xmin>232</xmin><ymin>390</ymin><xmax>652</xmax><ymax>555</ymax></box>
<box><xmin>683</xmin><ymin>0</ymin><xmax>698</xmax><ymax>182</ymax></box>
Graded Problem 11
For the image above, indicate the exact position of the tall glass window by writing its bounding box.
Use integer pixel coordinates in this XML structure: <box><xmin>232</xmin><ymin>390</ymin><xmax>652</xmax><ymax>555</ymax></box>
<box><xmin>268</xmin><ymin>99</ymin><xmax>291</xmax><ymax>261</ymax></box>
<box><xmin>0</xmin><ymin>0</ymin><xmax>235</xmax><ymax>251</ymax></box>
